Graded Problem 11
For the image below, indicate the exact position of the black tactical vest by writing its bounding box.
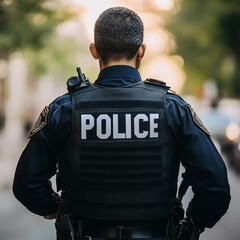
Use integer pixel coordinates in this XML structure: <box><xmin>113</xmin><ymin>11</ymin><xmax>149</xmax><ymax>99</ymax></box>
<box><xmin>59</xmin><ymin>81</ymin><xmax>179</xmax><ymax>220</ymax></box>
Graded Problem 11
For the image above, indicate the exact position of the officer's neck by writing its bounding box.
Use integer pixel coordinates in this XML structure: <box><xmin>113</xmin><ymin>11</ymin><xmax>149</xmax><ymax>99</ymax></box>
<box><xmin>99</xmin><ymin>58</ymin><xmax>138</xmax><ymax>70</ymax></box>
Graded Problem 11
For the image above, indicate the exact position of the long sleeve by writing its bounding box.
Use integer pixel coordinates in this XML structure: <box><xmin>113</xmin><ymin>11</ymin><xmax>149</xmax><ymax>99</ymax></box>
<box><xmin>13</xmin><ymin>131</ymin><xmax>59</xmax><ymax>215</ymax></box>
<box><xmin>12</xmin><ymin>93</ymin><xmax>72</xmax><ymax>216</ymax></box>
<box><xmin>166</xmin><ymin>93</ymin><xmax>231</xmax><ymax>228</ymax></box>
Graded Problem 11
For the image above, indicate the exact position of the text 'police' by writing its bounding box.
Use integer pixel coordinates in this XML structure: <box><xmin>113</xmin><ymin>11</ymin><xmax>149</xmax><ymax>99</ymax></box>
<box><xmin>80</xmin><ymin>113</ymin><xmax>160</xmax><ymax>140</ymax></box>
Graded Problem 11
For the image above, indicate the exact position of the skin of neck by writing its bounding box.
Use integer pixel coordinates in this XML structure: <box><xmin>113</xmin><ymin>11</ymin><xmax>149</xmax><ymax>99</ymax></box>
<box><xmin>89</xmin><ymin>43</ymin><xmax>146</xmax><ymax>71</ymax></box>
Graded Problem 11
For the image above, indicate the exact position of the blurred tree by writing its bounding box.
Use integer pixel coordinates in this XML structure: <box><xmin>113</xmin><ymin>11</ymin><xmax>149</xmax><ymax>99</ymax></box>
<box><xmin>0</xmin><ymin>0</ymin><xmax>83</xmax><ymax>76</ymax></box>
<box><xmin>0</xmin><ymin>0</ymin><xmax>80</xmax><ymax>130</ymax></box>
<box><xmin>0</xmin><ymin>0</ymin><xmax>71</xmax><ymax>57</ymax></box>
<box><xmin>166</xmin><ymin>0</ymin><xmax>240</xmax><ymax>98</ymax></box>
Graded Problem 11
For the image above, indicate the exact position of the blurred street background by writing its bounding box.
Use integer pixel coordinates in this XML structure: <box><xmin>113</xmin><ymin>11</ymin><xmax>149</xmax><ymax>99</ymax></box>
<box><xmin>0</xmin><ymin>0</ymin><xmax>240</xmax><ymax>239</ymax></box>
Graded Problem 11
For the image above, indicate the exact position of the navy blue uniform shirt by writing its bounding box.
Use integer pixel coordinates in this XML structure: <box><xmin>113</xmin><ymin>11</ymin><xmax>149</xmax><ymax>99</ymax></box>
<box><xmin>13</xmin><ymin>65</ymin><xmax>230</xmax><ymax>228</ymax></box>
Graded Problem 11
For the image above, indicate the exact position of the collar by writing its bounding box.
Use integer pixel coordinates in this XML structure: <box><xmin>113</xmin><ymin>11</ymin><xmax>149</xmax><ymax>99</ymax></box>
<box><xmin>94</xmin><ymin>65</ymin><xmax>142</xmax><ymax>87</ymax></box>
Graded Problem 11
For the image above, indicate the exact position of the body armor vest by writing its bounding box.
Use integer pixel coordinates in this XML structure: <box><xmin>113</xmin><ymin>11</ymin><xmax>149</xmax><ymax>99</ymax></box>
<box><xmin>59</xmin><ymin>81</ymin><xmax>179</xmax><ymax>220</ymax></box>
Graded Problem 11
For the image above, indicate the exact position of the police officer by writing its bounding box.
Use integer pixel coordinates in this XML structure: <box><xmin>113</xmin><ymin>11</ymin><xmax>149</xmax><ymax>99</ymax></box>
<box><xmin>13</xmin><ymin>7</ymin><xmax>230</xmax><ymax>240</ymax></box>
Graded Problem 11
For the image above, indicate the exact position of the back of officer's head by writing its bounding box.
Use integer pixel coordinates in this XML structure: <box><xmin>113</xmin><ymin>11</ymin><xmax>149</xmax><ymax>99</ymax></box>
<box><xmin>94</xmin><ymin>7</ymin><xmax>144</xmax><ymax>64</ymax></box>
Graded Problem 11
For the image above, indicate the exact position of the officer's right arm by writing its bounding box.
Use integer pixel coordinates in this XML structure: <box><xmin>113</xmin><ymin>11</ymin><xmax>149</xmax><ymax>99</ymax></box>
<box><xmin>12</xmin><ymin>94</ymin><xmax>72</xmax><ymax>216</ymax></box>
<box><xmin>166</xmin><ymin>94</ymin><xmax>231</xmax><ymax>229</ymax></box>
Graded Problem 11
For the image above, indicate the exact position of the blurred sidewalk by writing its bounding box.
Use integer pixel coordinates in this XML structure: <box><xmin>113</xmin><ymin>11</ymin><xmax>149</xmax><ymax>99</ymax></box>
<box><xmin>0</xmin><ymin>188</ymin><xmax>55</xmax><ymax>240</ymax></box>
<box><xmin>0</xmin><ymin>120</ymin><xmax>24</xmax><ymax>189</ymax></box>
<box><xmin>0</xmin><ymin>121</ymin><xmax>55</xmax><ymax>240</ymax></box>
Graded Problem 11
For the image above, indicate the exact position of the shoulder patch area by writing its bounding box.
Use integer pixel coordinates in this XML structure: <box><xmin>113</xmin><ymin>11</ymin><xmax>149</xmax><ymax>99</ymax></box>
<box><xmin>188</xmin><ymin>104</ymin><xmax>210</xmax><ymax>136</ymax></box>
<box><xmin>29</xmin><ymin>106</ymin><xmax>49</xmax><ymax>138</ymax></box>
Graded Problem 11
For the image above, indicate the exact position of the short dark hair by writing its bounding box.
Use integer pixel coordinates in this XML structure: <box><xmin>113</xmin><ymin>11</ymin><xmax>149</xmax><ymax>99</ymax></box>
<box><xmin>94</xmin><ymin>7</ymin><xmax>144</xmax><ymax>64</ymax></box>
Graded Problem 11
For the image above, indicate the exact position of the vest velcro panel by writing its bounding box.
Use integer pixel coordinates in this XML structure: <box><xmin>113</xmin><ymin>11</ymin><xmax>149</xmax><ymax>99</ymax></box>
<box><xmin>60</xmin><ymin>83</ymin><xmax>178</xmax><ymax>220</ymax></box>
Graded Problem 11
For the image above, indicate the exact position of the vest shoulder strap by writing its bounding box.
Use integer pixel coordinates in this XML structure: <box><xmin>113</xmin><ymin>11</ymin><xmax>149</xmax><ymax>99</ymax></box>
<box><xmin>144</xmin><ymin>78</ymin><xmax>171</xmax><ymax>91</ymax></box>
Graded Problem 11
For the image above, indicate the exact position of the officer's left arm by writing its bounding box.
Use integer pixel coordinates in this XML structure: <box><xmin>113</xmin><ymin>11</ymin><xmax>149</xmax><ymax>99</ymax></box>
<box><xmin>166</xmin><ymin>94</ymin><xmax>231</xmax><ymax>229</ymax></box>
<box><xmin>13</xmin><ymin>95</ymin><xmax>71</xmax><ymax>216</ymax></box>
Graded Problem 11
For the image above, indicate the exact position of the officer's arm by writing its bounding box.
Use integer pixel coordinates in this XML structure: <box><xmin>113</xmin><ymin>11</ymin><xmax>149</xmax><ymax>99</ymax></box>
<box><xmin>12</xmin><ymin>130</ymin><xmax>59</xmax><ymax>216</ymax></box>
<box><xmin>166</xmin><ymin>94</ymin><xmax>231</xmax><ymax>229</ymax></box>
<box><xmin>13</xmin><ymin>95</ymin><xmax>71</xmax><ymax>216</ymax></box>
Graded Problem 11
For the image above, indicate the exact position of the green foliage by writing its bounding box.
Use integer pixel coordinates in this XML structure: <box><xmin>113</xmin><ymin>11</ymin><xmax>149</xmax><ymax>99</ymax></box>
<box><xmin>0</xmin><ymin>1</ymin><xmax>59</xmax><ymax>51</ymax></box>
<box><xmin>166</xmin><ymin>0</ymin><xmax>240</xmax><ymax>98</ymax></box>
<box><xmin>0</xmin><ymin>0</ymin><xmax>76</xmax><ymax>79</ymax></box>
<box><xmin>23</xmin><ymin>36</ymin><xmax>84</xmax><ymax>83</ymax></box>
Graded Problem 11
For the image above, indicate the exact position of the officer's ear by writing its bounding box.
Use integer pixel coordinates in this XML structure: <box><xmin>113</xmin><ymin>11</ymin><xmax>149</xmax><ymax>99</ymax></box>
<box><xmin>137</xmin><ymin>44</ymin><xmax>146</xmax><ymax>61</ymax></box>
<box><xmin>89</xmin><ymin>43</ymin><xmax>100</xmax><ymax>60</ymax></box>
<box><xmin>135</xmin><ymin>44</ymin><xmax>146</xmax><ymax>69</ymax></box>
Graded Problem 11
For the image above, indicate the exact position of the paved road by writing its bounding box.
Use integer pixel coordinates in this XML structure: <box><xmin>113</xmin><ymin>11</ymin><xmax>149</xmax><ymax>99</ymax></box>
<box><xmin>0</xmin><ymin>165</ymin><xmax>239</xmax><ymax>240</ymax></box>
<box><xmin>189</xmin><ymin>166</ymin><xmax>240</xmax><ymax>240</ymax></box>
<box><xmin>0</xmin><ymin>190</ymin><xmax>55</xmax><ymax>240</ymax></box>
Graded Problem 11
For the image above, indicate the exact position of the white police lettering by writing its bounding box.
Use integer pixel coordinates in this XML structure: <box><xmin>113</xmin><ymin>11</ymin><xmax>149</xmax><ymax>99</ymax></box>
<box><xmin>81</xmin><ymin>114</ymin><xmax>94</xmax><ymax>139</ymax></box>
<box><xmin>113</xmin><ymin>114</ymin><xmax>126</xmax><ymax>139</ymax></box>
<box><xmin>150</xmin><ymin>114</ymin><xmax>159</xmax><ymax>138</ymax></box>
<box><xmin>134</xmin><ymin>114</ymin><xmax>148</xmax><ymax>138</ymax></box>
<box><xmin>81</xmin><ymin>113</ymin><xmax>160</xmax><ymax>140</ymax></box>
<box><xmin>125</xmin><ymin>114</ymin><xmax>131</xmax><ymax>139</ymax></box>
<box><xmin>96</xmin><ymin>114</ymin><xmax>111</xmax><ymax>139</ymax></box>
